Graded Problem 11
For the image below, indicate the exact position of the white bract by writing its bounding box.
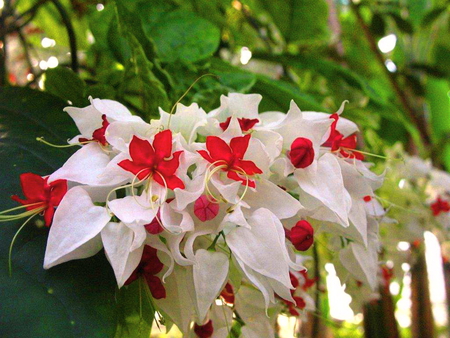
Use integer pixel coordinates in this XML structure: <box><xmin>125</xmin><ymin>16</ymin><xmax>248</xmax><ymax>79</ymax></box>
<box><xmin>40</xmin><ymin>93</ymin><xmax>388</xmax><ymax>337</ymax></box>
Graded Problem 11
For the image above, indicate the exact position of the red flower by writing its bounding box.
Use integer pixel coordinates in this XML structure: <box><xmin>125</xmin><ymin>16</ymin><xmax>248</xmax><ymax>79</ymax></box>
<box><xmin>194</xmin><ymin>320</ymin><xmax>214</xmax><ymax>338</ymax></box>
<box><xmin>11</xmin><ymin>173</ymin><xmax>67</xmax><ymax>227</ymax></box>
<box><xmin>220</xmin><ymin>282</ymin><xmax>235</xmax><ymax>304</ymax></box>
<box><xmin>198</xmin><ymin>134</ymin><xmax>262</xmax><ymax>188</ymax></box>
<box><xmin>323</xmin><ymin>114</ymin><xmax>364</xmax><ymax>160</ymax></box>
<box><xmin>194</xmin><ymin>195</ymin><xmax>220</xmax><ymax>222</ymax></box>
<box><xmin>290</xmin><ymin>220</ymin><xmax>314</xmax><ymax>251</ymax></box>
<box><xmin>431</xmin><ymin>197</ymin><xmax>450</xmax><ymax>216</ymax></box>
<box><xmin>79</xmin><ymin>114</ymin><xmax>110</xmax><ymax>146</ymax></box>
<box><xmin>289</xmin><ymin>137</ymin><xmax>315</xmax><ymax>169</ymax></box>
<box><xmin>125</xmin><ymin>246</ymin><xmax>166</xmax><ymax>299</ymax></box>
<box><xmin>219</xmin><ymin>117</ymin><xmax>259</xmax><ymax>132</ymax></box>
<box><xmin>118</xmin><ymin>130</ymin><xmax>185</xmax><ymax>190</ymax></box>
<box><xmin>299</xmin><ymin>270</ymin><xmax>316</xmax><ymax>291</ymax></box>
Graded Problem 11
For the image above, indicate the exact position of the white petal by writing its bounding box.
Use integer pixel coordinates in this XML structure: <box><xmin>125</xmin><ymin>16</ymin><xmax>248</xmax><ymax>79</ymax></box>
<box><xmin>44</xmin><ymin>186</ymin><xmax>110</xmax><ymax>268</ymax></box>
<box><xmin>101</xmin><ymin>221</ymin><xmax>144</xmax><ymax>287</ymax></box>
<box><xmin>90</xmin><ymin>98</ymin><xmax>143</xmax><ymax>122</ymax></box>
<box><xmin>227</xmin><ymin>208</ymin><xmax>292</xmax><ymax>288</ymax></box>
<box><xmin>161</xmin><ymin>202</ymin><xmax>194</xmax><ymax>233</ymax></box>
<box><xmin>339</xmin><ymin>237</ymin><xmax>379</xmax><ymax>290</ymax></box>
<box><xmin>244</xmin><ymin>179</ymin><xmax>302</xmax><ymax>219</ymax></box>
<box><xmin>271</xmin><ymin>101</ymin><xmax>332</xmax><ymax>157</ymax></box>
<box><xmin>159</xmin><ymin>103</ymin><xmax>207</xmax><ymax>143</ymax></box>
<box><xmin>105</xmin><ymin>120</ymin><xmax>155</xmax><ymax>153</ymax></box>
<box><xmin>154</xmin><ymin>265</ymin><xmax>197</xmax><ymax>334</ymax></box>
<box><xmin>193</xmin><ymin>249</ymin><xmax>229</xmax><ymax>322</ymax></box>
<box><xmin>235</xmin><ymin>286</ymin><xmax>276</xmax><ymax>338</ymax></box>
<box><xmin>209</xmin><ymin>93</ymin><xmax>262</xmax><ymax>120</ymax></box>
<box><xmin>108</xmin><ymin>193</ymin><xmax>157</xmax><ymax>225</ymax></box>
<box><xmin>64</xmin><ymin>104</ymin><xmax>102</xmax><ymax>138</ymax></box>
<box><xmin>294</xmin><ymin>153</ymin><xmax>351</xmax><ymax>227</ymax></box>
<box><xmin>48</xmin><ymin>143</ymin><xmax>130</xmax><ymax>186</ymax></box>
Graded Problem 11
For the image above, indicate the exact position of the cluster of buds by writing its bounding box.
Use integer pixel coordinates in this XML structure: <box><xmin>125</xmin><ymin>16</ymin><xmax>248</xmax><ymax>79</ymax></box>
<box><xmin>3</xmin><ymin>93</ymin><xmax>387</xmax><ymax>337</ymax></box>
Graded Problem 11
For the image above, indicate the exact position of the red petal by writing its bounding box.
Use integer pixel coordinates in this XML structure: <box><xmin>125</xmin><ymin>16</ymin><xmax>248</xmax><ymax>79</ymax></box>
<box><xmin>194</xmin><ymin>320</ymin><xmax>214</xmax><ymax>338</ymax></box>
<box><xmin>43</xmin><ymin>205</ymin><xmax>55</xmax><ymax>227</ymax></box>
<box><xmin>145</xmin><ymin>275</ymin><xmax>166</xmax><ymax>299</ymax></box>
<box><xmin>157</xmin><ymin>151</ymin><xmax>182</xmax><ymax>177</ymax></box>
<box><xmin>198</xmin><ymin>150</ymin><xmax>214</xmax><ymax>163</ymax></box>
<box><xmin>19</xmin><ymin>173</ymin><xmax>47</xmax><ymax>201</ymax></box>
<box><xmin>153</xmin><ymin>130</ymin><xmax>172</xmax><ymax>159</ymax></box>
<box><xmin>153</xmin><ymin>172</ymin><xmax>185</xmax><ymax>190</ymax></box>
<box><xmin>236</xmin><ymin>160</ymin><xmax>263</xmax><ymax>175</ymax></box>
<box><xmin>49</xmin><ymin>180</ymin><xmax>67</xmax><ymax>206</ymax></box>
<box><xmin>206</xmin><ymin>136</ymin><xmax>233</xmax><ymax>163</ymax></box>
<box><xmin>227</xmin><ymin>171</ymin><xmax>255</xmax><ymax>188</ymax></box>
<box><xmin>239</xmin><ymin>118</ymin><xmax>259</xmax><ymax>132</ymax></box>
<box><xmin>219</xmin><ymin>117</ymin><xmax>232</xmax><ymax>131</ymax></box>
<box><xmin>230</xmin><ymin>134</ymin><xmax>250</xmax><ymax>159</ymax></box>
<box><xmin>129</xmin><ymin>136</ymin><xmax>154</xmax><ymax>165</ymax></box>
<box><xmin>118</xmin><ymin>159</ymin><xmax>151</xmax><ymax>180</ymax></box>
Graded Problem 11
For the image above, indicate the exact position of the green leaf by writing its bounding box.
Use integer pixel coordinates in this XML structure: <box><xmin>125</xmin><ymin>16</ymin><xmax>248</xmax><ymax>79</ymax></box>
<box><xmin>253</xmin><ymin>75</ymin><xmax>323</xmax><ymax>112</ymax></box>
<box><xmin>388</xmin><ymin>13</ymin><xmax>414</xmax><ymax>34</ymax></box>
<box><xmin>256</xmin><ymin>0</ymin><xmax>329</xmax><ymax>43</ymax></box>
<box><xmin>421</xmin><ymin>6</ymin><xmax>448</xmax><ymax>27</ymax></box>
<box><xmin>44</xmin><ymin>66</ymin><xmax>87</xmax><ymax>107</ymax></box>
<box><xmin>114</xmin><ymin>280</ymin><xmax>155</xmax><ymax>338</ymax></box>
<box><xmin>145</xmin><ymin>10</ymin><xmax>220</xmax><ymax>63</ymax></box>
<box><xmin>370</xmin><ymin>13</ymin><xmax>386</xmax><ymax>36</ymax></box>
<box><xmin>426</xmin><ymin>77</ymin><xmax>450</xmax><ymax>170</ymax></box>
<box><xmin>0</xmin><ymin>87</ymin><xmax>118</xmax><ymax>337</ymax></box>
<box><xmin>107</xmin><ymin>18</ymin><xmax>132</xmax><ymax>65</ymax></box>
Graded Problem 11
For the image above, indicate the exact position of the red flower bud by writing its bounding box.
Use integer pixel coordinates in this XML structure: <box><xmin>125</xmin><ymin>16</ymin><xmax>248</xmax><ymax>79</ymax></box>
<box><xmin>194</xmin><ymin>320</ymin><xmax>214</xmax><ymax>338</ymax></box>
<box><xmin>290</xmin><ymin>220</ymin><xmax>314</xmax><ymax>251</ymax></box>
<box><xmin>289</xmin><ymin>137</ymin><xmax>314</xmax><ymax>169</ymax></box>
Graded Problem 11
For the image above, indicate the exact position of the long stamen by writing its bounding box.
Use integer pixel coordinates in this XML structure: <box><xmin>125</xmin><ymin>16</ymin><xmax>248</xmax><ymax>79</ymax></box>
<box><xmin>227</xmin><ymin>166</ymin><xmax>251</xmax><ymax>213</ymax></box>
<box><xmin>0</xmin><ymin>209</ymin><xmax>42</xmax><ymax>222</ymax></box>
<box><xmin>105</xmin><ymin>171</ymin><xmax>148</xmax><ymax>216</ymax></box>
<box><xmin>340</xmin><ymin>147</ymin><xmax>404</xmax><ymax>161</ymax></box>
<box><xmin>9</xmin><ymin>213</ymin><xmax>38</xmax><ymax>276</ymax></box>
<box><xmin>150</xmin><ymin>171</ymin><xmax>169</xmax><ymax>230</ymax></box>
<box><xmin>36</xmin><ymin>137</ymin><xmax>92</xmax><ymax>148</ymax></box>
<box><xmin>166</xmin><ymin>74</ymin><xmax>218</xmax><ymax>129</ymax></box>
<box><xmin>204</xmin><ymin>162</ymin><xmax>228</xmax><ymax>203</ymax></box>
<box><xmin>0</xmin><ymin>202</ymin><xmax>43</xmax><ymax>216</ymax></box>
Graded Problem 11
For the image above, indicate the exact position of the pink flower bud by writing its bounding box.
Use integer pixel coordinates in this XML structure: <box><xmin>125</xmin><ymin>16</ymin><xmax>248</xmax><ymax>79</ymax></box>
<box><xmin>289</xmin><ymin>137</ymin><xmax>314</xmax><ymax>169</ymax></box>
<box><xmin>194</xmin><ymin>195</ymin><xmax>220</xmax><ymax>222</ymax></box>
<box><xmin>290</xmin><ymin>220</ymin><xmax>314</xmax><ymax>251</ymax></box>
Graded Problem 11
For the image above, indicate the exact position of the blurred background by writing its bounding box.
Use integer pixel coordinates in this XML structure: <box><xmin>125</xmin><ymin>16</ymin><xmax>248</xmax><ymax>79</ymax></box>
<box><xmin>0</xmin><ymin>0</ymin><xmax>450</xmax><ymax>337</ymax></box>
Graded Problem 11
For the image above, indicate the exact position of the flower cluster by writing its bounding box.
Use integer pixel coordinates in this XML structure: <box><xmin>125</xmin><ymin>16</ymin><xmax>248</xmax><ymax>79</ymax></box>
<box><xmin>4</xmin><ymin>94</ymin><xmax>387</xmax><ymax>337</ymax></box>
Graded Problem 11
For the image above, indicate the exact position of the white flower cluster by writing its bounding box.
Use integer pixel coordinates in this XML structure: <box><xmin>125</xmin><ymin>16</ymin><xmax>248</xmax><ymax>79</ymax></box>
<box><xmin>34</xmin><ymin>93</ymin><xmax>386</xmax><ymax>337</ymax></box>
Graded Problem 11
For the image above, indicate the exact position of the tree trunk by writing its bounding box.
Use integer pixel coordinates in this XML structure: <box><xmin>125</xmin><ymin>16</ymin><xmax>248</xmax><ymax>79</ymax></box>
<box><xmin>410</xmin><ymin>251</ymin><xmax>435</xmax><ymax>338</ymax></box>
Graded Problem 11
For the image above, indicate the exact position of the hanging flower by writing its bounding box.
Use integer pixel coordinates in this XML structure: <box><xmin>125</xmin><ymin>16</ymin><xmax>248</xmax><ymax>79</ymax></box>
<box><xmin>79</xmin><ymin>114</ymin><xmax>110</xmax><ymax>146</ymax></box>
<box><xmin>194</xmin><ymin>320</ymin><xmax>214</xmax><ymax>338</ymax></box>
<box><xmin>125</xmin><ymin>245</ymin><xmax>166</xmax><ymax>299</ymax></box>
<box><xmin>289</xmin><ymin>220</ymin><xmax>314</xmax><ymax>251</ymax></box>
<box><xmin>118</xmin><ymin>130</ymin><xmax>185</xmax><ymax>190</ymax></box>
<box><xmin>431</xmin><ymin>196</ymin><xmax>450</xmax><ymax>216</ymax></box>
<box><xmin>289</xmin><ymin>137</ymin><xmax>315</xmax><ymax>169</ymax></box>
<box><xmin>323</xmin><ymin>113</ymin><xmax>364</xmax><ymax>160</ymax></box>
<box><xmin>11</xmin><ymin>173</ymin><xmax>67</xmax><ymax>226</ymax></box>
<box><xmin>198</xmin><ymin>134</ymin><xmax>262</xmax><ymax>188</ymax></box>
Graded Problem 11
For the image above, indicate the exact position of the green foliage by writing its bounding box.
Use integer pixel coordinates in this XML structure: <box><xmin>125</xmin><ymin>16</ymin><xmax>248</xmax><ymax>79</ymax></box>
<box><xmin>0</xmin><ymin>88</ymin><xmax>119</xmax><ymax>338</ymax></box>
<box><xmin>44</xmin><ymin>66</ymin><xmax>87</xmax><ymax>106</ymax></box>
